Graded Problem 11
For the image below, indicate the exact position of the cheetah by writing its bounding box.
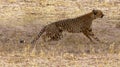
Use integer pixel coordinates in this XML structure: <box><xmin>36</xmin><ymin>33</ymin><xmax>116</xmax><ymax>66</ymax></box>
<box><xmin>31</xmin><ymin>9</ymin><xmax>104</xmax><ymax>44</ymax></box>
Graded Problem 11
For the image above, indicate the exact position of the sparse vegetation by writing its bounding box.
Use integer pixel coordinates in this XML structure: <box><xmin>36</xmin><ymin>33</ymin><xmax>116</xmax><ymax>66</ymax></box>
<box><xmin>116</xmin><ymin>22</ymin><xmax>120</xmax><ymax>28</ymax></box>
<box><xmin>0</xmin><ymin>0</ymin><xmax>120</xmax><ymax>67</ymax></box>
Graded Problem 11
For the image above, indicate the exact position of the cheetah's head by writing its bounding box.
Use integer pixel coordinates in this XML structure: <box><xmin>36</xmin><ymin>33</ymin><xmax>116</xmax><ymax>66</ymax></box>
<box><xmin>92</xmin><ymin>9</ymin><xmax>104</xmax><ymax>19</ymax></box>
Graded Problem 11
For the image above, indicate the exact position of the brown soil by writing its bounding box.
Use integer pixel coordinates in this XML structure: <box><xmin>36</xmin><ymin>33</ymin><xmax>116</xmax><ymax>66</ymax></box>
<box><xmin>0</xmin><ymin>16</ymin><xmax>120</xmax><ymax>53</ymax></box>
<box><xmin>0</xmin><ymin>16</ymin><xmax>120</xmax><ymax>66</ymax></box>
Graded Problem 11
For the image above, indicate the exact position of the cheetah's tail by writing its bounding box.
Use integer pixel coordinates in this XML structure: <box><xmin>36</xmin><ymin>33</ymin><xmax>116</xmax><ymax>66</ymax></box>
<box><xmin>31</xmin><ymin>26</ymin><xmax>46</xmax><ymax>44</ymax></box>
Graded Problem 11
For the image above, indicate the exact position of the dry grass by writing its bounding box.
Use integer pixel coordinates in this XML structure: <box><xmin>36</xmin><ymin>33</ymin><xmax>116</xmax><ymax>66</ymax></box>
<box><xmin>0</xmin><ymin>0</ymin><xmax>120</xmax><ymax>67</ymax></box>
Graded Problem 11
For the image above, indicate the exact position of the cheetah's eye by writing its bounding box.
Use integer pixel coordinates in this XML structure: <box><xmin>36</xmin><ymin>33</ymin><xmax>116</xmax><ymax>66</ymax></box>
<box><xmin>92</xmin><ymin>10</ymin><xmax>97</xmax><ymax>15</ymax></box>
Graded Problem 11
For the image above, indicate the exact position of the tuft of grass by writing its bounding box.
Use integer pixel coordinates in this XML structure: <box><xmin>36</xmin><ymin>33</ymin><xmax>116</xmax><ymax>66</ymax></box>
<box><xmin>8</xmin><ymin>0</ymin><xmax>17</xmax><ymax>3</ymax></box>
<box><xmin>109</xmin><ymin>42</ymin><xmax>115</xmax><ymax>54</ymax></box>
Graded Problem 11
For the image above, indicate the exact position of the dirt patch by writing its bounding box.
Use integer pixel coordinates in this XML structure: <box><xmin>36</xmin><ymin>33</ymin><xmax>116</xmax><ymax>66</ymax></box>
<box><xmin>0</xmin><ymin>16</ymin><xmax>119</xmax><ymax>54</ymax></box>
<box><xmin>0</xmin><ymin>16</ymin><xmax>120</xmax><ymax>67</ymax></box>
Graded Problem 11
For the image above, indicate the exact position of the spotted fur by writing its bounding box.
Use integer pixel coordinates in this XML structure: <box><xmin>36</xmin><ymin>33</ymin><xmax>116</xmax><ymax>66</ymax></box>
<box><xmin>31</xmin><ymin>9</ymin><xmax>104</xmax><ymax>44</ymax></box>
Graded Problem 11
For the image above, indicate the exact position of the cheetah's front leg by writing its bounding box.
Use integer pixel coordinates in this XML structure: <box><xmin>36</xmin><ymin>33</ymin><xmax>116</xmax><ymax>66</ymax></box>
<box><xmin>82</xmin><ymin>30</ymin><xmax>94</xmax><ymax>42</ymax></box>
<box><xmin>87</xmin><ymin>29</ymin><xmax>101</xmax><ymax>42</ymax></box>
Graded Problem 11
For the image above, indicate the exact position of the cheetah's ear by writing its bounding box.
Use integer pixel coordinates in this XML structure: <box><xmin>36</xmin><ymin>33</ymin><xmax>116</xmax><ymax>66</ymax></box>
<box><xmin>92</xmin><ymin>10</ymin><xmax>97</xmax><ymax>15</ymax></box>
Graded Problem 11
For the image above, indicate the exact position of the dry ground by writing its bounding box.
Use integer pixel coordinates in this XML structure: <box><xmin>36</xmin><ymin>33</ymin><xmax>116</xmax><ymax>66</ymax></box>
<box><xmin>0</xmin><ymin>16</ymin><xmax>120</xmax><ymax>67</ymax></box>
<box><xmin>0</xmin><ymin>0</ymin><xmax>120</xmax><ymax>67</ymax></box>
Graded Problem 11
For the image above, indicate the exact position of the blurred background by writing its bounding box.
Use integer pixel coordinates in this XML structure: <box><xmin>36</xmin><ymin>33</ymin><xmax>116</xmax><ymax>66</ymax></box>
<box><xmin>0</xmin><ymin>0</ymin><xmax>119</xmax><ymax>26</ymax></box>
<box><xmin>0</xmin><ymin>0</ymin><xmax>120</xmax><ymax>67</ymax></box>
